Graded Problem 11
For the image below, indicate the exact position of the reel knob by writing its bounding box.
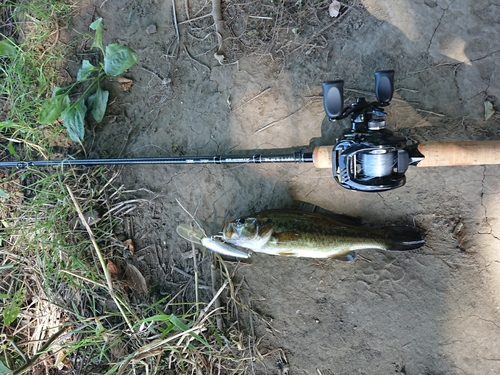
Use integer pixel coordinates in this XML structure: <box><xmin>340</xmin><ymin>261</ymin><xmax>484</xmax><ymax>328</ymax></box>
<box><xmin>322</xmin><ymin>80</ymin><xmax>344</xmax><ymax>120</ymax></box>
<box><xmin>374</xmin><ymin>70</ymin><xmax>394</xmax><ymax>104</ymax></box>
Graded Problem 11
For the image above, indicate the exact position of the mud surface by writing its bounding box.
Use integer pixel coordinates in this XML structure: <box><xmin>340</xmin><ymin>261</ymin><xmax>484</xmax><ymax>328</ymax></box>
<box><xmin>72</xmin><ymin>0</ymin><xmax>500</xmax><ymax>374</ymax></box>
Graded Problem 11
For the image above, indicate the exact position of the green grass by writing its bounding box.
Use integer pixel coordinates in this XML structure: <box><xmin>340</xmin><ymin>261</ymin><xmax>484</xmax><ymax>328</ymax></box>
<box><xmin>0</xmin><ymin>1</ymin><xmax>251</xmax><ymax>374</ymax></box>
<box><xmin>0</xmin><ymin>0</ymin><xmax>72</xmax><ymax>157</ymax></box>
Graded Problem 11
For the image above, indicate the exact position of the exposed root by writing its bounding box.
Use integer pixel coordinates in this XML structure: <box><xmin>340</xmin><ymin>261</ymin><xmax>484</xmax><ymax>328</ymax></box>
<box><xmin>212</xmin><ymin>0</ymin><xmax>226</xmax><ymax>54</ymax></box>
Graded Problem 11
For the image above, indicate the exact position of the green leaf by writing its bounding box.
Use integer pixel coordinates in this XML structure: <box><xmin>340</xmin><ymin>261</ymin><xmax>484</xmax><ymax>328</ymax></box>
<box><xmin>0</xmin><ymin>189</ymin><xmax>9</xmax><ymax>199</ymax></box>
<box><xmin>0</xmin><ymin>360</ymin><xmax>11</xmax><ymax>375</ymax></box>
<box><xmin>39</xmin><ymin>94</ymin><xmax>70</xmax><ymax>124</ymax></box>
<box><xmin>0</xmin><ymin>38</ymin><xmax>17</xmax><ymax>58</ymax></box>
<box><xmin>169</xmin><ymin>315</ymin><xmax>212</xmax><ymax>348</ymax></box>
<box><xmin>52</xmin><ymin>86</ymin><xmax>66</xmax><ymax>97</ymax></box>
<box><xmin>7</xmin><ymin>141</ymin><xmax>16</xmax><ymax>156</ymax></box>
<box><xmin>89</xmin><ymin>18</ymin><xmax>104</xmax><ymax>53</ymax></box>
<box><xmin>89</xmin><ymin>87</ymin><xmax>109</xmax><ymax>123</ymax></box>
<box><xmin>169</xmin><ymin>315</ymin><xmax>191</xmax><ymax>331</ymax></box>
<box><xmin>3</xmin><ymin>288</ymin><xmax>25</xmax><ymax>327</ymax></box>
<box><xmin>104</xmin><ymin>43</ymin><xmax>138</xmax><ymax>76</ymax></box>
<box><xmin>62</xmin><ymin>101</ymin><xmax>86</xmax><ymax>142</ymax></box>
<box><xmin>140</xmin><ymin>314</ymin><xmax>172</xmax><ymax>323</ymax></box>
<box><xmin>77</xmin><ymin>60</ymin><xmax>97</xmax><ymax>81</ymax></box>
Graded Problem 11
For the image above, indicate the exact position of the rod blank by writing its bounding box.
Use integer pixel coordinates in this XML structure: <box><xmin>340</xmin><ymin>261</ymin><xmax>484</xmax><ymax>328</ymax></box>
<box><xmin>0</xmin><ymin>151</ymin><xmax>314</xmax><ymax>169</ymax></box>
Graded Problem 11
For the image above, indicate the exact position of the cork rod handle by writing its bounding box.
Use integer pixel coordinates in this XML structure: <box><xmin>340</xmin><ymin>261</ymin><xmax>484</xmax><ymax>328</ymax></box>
<box><xmin>417</xmin><ymin>141</ymin><xmax>500</xmax><ymax>167</ymax></box>
<box><xmin>313</xmin><ymin>146</ymin><xmax>334</xmax><ymax>169</ymax></box>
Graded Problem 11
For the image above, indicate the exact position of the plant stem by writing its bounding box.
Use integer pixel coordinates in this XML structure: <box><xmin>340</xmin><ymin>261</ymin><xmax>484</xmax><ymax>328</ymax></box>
<box><xmin>73</xmin><ymin>70</ymin><xmax>106</xmax><ymax>106</ymax></box>
<box><xmin>12</xmin><ymin>327</ymin><xmax>67</xmax><ymax>375</ymax></box>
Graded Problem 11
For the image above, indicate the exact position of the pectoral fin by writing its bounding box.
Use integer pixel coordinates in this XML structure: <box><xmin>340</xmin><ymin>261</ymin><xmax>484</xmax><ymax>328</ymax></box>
<box><xmin>278</xmin><ymin>250</ymin><xmax>299</xmax><ymax>256</ymax></box>
<box><xmin>330</xmin><ymin>251</ymin><xmax>357</xmax><ymax>262</ymax></box>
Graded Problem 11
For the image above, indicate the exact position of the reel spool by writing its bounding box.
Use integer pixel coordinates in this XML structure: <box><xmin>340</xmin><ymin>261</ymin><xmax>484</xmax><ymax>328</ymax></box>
<box><xmin>323</xmin><ymin>71</ymin><xmax>411</xmax><ymax>192</ymax></box>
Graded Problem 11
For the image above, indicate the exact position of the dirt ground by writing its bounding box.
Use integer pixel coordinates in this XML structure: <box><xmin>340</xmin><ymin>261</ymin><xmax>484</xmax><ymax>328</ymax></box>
<box><xmin>70</xmin><ymin>0</ymin><xmax>500</xmax><ymax>374</ymax></box>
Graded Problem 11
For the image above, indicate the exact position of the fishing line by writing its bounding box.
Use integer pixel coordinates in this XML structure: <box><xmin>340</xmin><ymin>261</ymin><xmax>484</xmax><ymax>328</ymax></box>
<box><xmin>358</xmin><ymin>149</ymin><xmax>397</xmax><ymax>178</ymax></box>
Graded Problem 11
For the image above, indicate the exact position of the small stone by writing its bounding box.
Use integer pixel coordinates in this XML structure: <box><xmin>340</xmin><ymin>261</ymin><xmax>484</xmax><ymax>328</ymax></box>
<box><xmin>146</xmin><ymin>24</ymin><xmax>157</xmax><ymax>34</ymax></box>
<box><xmin>328</xmin><ymin>0</ymin><xmax>341</xmax><ymax>17</ymax></box>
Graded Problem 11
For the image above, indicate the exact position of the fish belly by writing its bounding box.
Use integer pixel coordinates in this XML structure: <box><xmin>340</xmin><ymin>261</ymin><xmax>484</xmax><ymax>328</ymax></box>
<box><xmin>254</xmin><ymin>237</ymin><xmax>386</xmax><ymax>259</ymax></box>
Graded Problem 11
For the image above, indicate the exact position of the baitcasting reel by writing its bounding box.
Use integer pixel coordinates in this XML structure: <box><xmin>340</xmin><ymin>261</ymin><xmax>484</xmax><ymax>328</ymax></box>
<box><xmin>321</xmin><ymin>70</ymin><xmax>417</xmax><ymax>192</ymax></box>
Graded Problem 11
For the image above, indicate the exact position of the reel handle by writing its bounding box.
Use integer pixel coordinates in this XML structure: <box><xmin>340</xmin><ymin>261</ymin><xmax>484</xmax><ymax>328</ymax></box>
<box><xmin>322</xmin><ymin>80</ymin><xmax>344</xmax><ymax>119</ymax></box>
<box><xmin>374</xmin><ymin>70</ymin><xmax>394</xmax><ymax>104</ymax></box>
<box><xmin>417</xmin><ymin>141</ymin><xmax>500</xmax><ymax>167</ymax></box>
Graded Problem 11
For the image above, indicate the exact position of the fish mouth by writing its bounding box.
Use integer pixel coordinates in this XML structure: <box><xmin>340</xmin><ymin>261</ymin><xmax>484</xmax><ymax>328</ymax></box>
<box><xmin>222</xmin><ymin>219</ymin><xmax>259</xmax><ymax>242</ymax></box>
<box><xmin>222</xmin><ymin>222</ymin><xmax>237</xmax><ymax>241</ymax></box>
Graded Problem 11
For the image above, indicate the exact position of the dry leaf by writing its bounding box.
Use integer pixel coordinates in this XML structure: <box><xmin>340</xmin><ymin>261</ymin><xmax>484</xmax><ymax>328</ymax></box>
<box><xmin>107</xmin><ymin>260</ymin><xmax>119</xmax><ymax>277</ymax></box>
<box><xmin>124</xmin><ymin>239</ymin><xmax>135</xmax><ymax>256</ymax></box>
<box><xmin>451</xmin><ymin>221</ymin><xmax>465</xmax><ymax>245</ymax></box>
<box><xmin>110</xmin><ymin>340</ymin><xmax>129</xmax><ymax>362</ymax></box>
<box><xmin>329</xmin><ymin>0</ymin><xmax>341</xmax><ymax>17</ymax></box>
<box><xmin>484</xmin><ymin>100</ymin><xmax>494</xmax><ymax>121</ymax></box>
<box><xmin>124</xmin><ymin>263</ymin><xmax>148</xmax><ymax>293</ymax></box>
<box><xmin>55</xmin><ymin>349</ymin><xmax>73</xmax><ymax>371</ymax></box>
<box><xmin>118</xmin><ymin>77</ymin><xmax>133</xmax><ymax>92</ymax></box>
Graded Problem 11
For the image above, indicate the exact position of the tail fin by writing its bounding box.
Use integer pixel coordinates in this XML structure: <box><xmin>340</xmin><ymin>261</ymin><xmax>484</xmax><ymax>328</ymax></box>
<box><xmin>383</xmin><ymin>226</ymin><xmax>425</xmax><ymax>251</ymax></box>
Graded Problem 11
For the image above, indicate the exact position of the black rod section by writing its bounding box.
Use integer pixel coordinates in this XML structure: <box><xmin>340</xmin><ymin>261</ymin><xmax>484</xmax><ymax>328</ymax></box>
<box><xmin>0</xmin><ymin>150</ymin><xmax>314</xmax><ymax>169</ymax></box>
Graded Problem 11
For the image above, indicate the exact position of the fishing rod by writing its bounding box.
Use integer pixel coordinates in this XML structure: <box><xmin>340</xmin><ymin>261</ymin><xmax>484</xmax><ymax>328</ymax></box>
<box><xmin>0</xmin><ymin>152</ymin><xmax>313</xmax><ymax>169</ymax></box>
<box><xmin>1</xmin><ymin>70</ymin><xmax>499</xmax><ymax>192</ymax></box>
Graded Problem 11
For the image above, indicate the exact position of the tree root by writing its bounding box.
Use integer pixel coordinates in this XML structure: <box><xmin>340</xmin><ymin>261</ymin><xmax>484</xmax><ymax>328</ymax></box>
<box><xmin>211</xmin><ymin>0</ymin><xmax>229</xmax><ymax>62</ymax></box>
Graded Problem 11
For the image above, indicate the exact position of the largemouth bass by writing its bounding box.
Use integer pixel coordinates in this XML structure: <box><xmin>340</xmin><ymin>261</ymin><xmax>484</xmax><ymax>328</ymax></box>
<box><xmin>222</xmin><ymin>210</ymin><xmax>425</xmax><ymax>260</ymax></box>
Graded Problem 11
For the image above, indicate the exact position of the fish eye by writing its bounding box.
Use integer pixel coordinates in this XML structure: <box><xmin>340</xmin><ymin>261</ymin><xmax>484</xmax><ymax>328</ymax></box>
<box><xmin>236</xmin><ymin>219</ymin><xmax>244</xmax><ymax>227</ymax></box>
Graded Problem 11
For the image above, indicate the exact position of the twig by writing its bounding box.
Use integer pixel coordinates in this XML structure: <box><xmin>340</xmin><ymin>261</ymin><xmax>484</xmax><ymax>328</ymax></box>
<box><xmin>60</xmin><ymin>270</ymin><xmax>107</xmax><ymax>289</ymax></box>
<box><xmin>248</xmin><ymin>308</ymin><xmax>255</xmax><ymax>374</ymax></box>
<box><xmin>175</xmin><ymin>198</ymin><xmax>206</xmax><ymax>235</ymax></box>
<box><xmin>171</xmin><ymin>265</ymin><xmax>193</xmax><ymax>279</ymax></box>
<box><xmin>416</xmin><ymin>108</ymin><xmax>445</xmax><ymax>117</ymax></box>
<box><xmin>192</xmin><ymin>241</ymin><xmax>200</xmax><ymax>316</ymax></box>
<box><xmin>198</xmin><ymin>280</ymin><xmax>228</xmax><ymax>321</ymax></box>
<box><xmin>184</xmin><ymin>0</ymin><xmax>190</xmax><ymax>19</ymax></box>
<box><xmin>212</xmin><ymin>0</ymin><xmax>226</xmax><ymax>53</ymax></box>
<box><xmin>248</xmin><ymin>15</ymin><xmax>273</xmax><ymax>20</ymax></box>
<box><xmin>39</xmin><ymin>21</ymin><xmax>59</xmax><ymax>60</ymax></box>
<box><xmin>254</xmin><ymin>103</ymin><xmax>309</xmax><ymax>134</ymax></box>
<box><xmin>66</xmin><ymin>185</ymin><xmax>133</xmax><ymax>331</ymax></box>
<box><xmin>1</xmin><ymin>137</ymin><xmax>48</xmax><ymax>159</ymax></box>
<box><xmin>233</xmin><ymin>87</ymin><xmax>271</xmax><ymax>111</ymax></box>
<box><xmin>172</xmin><ymin>0</ymin><xmax>180</xmax><ymax>42</ymax></box>
<box><xmin>138</xmin><ymin>65</ymin><xmax>169</xmax><ymax>84</ymax></box>
<box><xmin>178</xmin><ymin>13</ymin><xmax>211</xmax><ymax>25</ymax></box>
<box><xmin>211</xmin><ymin>258</ymin><xmax>224</xmax><ymax>331</ymax></box>
<box><xmin>183</xmin><ymin>45</ymin><xmax>211</xmax><ymax>71</ymax></box>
